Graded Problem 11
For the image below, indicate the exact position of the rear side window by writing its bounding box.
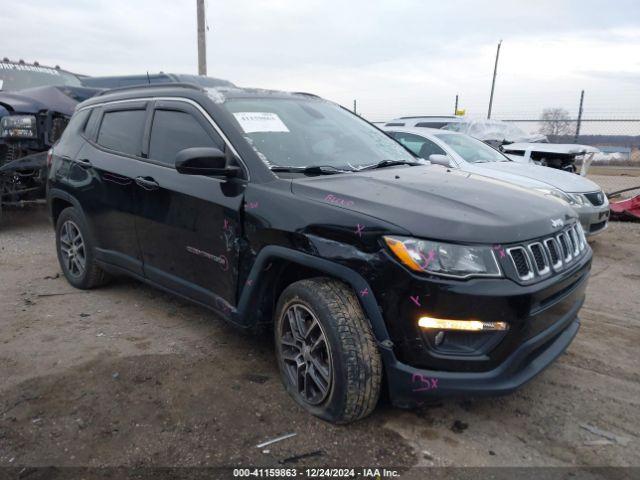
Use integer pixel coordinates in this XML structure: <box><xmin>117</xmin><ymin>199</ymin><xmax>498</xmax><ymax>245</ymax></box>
<box><xmin>148</xmin><ymin>109</ymin><xmax>221</xmax><ymax>166</ymax></box>
<box><xmin>97</xmin><ymin>109</ymin><xmax>146</xmax><ymax>156</ymax></box>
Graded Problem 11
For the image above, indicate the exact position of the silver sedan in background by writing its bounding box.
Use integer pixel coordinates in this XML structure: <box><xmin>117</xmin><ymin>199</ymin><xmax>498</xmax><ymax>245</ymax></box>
<box><xmin>383</xmin><ymin>127</ymin><xmax>610</xmax><ymax>236</ymax></box>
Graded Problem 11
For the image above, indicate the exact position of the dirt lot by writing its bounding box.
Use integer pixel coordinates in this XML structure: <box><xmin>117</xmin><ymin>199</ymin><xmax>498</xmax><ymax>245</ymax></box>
<box><xmin>0</xmin><ymin>206</ymin><xmax>639</xmax><ymax>473</ymax></box>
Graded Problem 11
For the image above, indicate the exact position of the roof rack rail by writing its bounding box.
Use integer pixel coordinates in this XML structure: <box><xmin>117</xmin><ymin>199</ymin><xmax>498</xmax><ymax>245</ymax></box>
<box><xmin>96</xmin><ymin>82</ymin><xmax>204</xmax><ymax>97</ymax></box>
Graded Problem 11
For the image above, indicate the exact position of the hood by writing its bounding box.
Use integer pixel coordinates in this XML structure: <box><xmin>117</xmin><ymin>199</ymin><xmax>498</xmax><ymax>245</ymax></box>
<box><xmin>472</xmin><ymin>162</ymin><xmax>602</xmax><ymax>193</ymax></box>
<box><xmin>0</xmin><ymin>85</ymin><xmax>100</xmax><ymax>115</ymax></box>
<box><xmin>291</xmin><ymin>165</ymin><xmax>576</xmax><ymax>244</ymax></box>
<box><xmin>502</xmin><ymin>142</ymin><xmax>600</xmax><ymax>155</ymax></box>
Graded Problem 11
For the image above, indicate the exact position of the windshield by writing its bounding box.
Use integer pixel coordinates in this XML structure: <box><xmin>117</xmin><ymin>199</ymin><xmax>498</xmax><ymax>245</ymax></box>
<box><xmin>0</xmin><ymin>63</ymin><xmax>82</xmax><ymax>91</ymax></box>
<box><xmin>222</xmin><ymin>97</ymin><xmax>416</xmax><ymax>170</ymax></box>
<box><xmin>435</xmin><ymin>133</ymin><xmax>510</xmax><ymax>163</ymax></box>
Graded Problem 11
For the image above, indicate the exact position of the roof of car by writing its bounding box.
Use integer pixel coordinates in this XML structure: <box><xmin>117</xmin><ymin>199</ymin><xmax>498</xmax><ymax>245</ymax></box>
<box><xmin>382</xmin><ymin>125</ymin><xmax>462</xmax><ymax>136</ymax></box>
<box><xmin>397</xmin><ymin>115</ymin><xmax>458</xmax><ymax>120</ymax></box>
<box><xmin>78</xmin><ymin>83</ymin><xmax>326</xmax><ymax>109</ymax></box>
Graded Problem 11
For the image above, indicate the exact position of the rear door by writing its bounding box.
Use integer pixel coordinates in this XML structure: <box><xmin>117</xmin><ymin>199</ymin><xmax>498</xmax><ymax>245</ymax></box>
<box><xmin>69</xmin><ymin>102</ymin><xmax>150</xmax><ymax>275</ymax></box>
<box><xmin>134</xmin><ymin>100</ymin><xmax>245</xmax><ymax>311</ymax></box>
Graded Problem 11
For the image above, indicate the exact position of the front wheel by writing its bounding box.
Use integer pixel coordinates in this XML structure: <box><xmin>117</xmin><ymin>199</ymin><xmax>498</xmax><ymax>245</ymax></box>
<box><xmin>274</xmin><ymin>278</ymin><xmax>382</xmax><ymax>423</ymax></box>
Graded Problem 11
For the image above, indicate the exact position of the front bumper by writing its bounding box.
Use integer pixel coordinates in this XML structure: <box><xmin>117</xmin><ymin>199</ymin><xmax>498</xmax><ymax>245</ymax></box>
<box><xmin>385</xmin><ymin>307</ymin><xmax>580</xmax><ymax>408</ymax></box>
<box><xmin>369</xmin><ymin>241</ymin><xmax>591</xmax><ymax>408</ymax></box>
<box><xmin>575</xmin><ymin>204</ymin><xmax>609</xmax><ymax>236</ymax></box>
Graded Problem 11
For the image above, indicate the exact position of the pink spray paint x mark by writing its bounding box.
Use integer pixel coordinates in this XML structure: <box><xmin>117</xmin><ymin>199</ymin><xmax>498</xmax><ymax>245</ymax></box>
<box><xmin>411</xmin><ymin>373</ymin><xmax>439</xmax><ymax>392</ymax></box>
<box><xmin>493</xmin><ymin>244</ymin><xmax>506</xmax><ymax>259</ymax></box>
<box><xmin>409</xmin><ymin>295</ymin><xmax>421</xmax><ymax>307</ymax></box>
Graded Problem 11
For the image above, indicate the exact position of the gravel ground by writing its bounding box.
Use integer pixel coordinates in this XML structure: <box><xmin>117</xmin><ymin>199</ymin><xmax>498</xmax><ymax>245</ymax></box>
<box><xmin>0</xmin><ymin>206</ymin><xmax>639</xmax><ymax>473</ymax></box>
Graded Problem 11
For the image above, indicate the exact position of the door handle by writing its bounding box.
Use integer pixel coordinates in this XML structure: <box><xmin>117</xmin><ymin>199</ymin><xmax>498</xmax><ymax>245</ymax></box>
<box><xmin>135</xmin><ymin>176</ymin><xmax>160</xmax><ymax>190</ymax></box>
<box><xmin>75</xmin><ymin>158</ymin><xmax>93</xmax><ymax>168</ymax></box>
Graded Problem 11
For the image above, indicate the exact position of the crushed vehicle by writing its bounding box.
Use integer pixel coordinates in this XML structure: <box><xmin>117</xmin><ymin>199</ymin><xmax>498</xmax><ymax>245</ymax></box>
<box><xmin>383</xmin><ymin>126</ymin><xmax>610</xmax><ymax>236</ymax></box>
<box><xmin>383</xmin><ymin>116</ymin><xmax>601</xmax><ymax>173</ymax></box>
<box><xmin>48</xmin><ymin>83</ymin><xmax>591</xmax><ymax>423</ymax></box>
<box><xmin>0</xmin><ymin>59</ymin><xmax>98</xmax><ymax>216</ymax></box>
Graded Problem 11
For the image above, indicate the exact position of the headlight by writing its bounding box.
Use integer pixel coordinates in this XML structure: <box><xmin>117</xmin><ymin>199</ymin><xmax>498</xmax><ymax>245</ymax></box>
<box><xmin>535</xmin><ymin>188</ymin><xmax>587</xmax><ymax>206</ymax></box>
<box><xmin>384</xmin><ymin>236</ymin><xmax>502</xmax><ymax>278</ymax></box>
<box><xmin>1</xmin><ymin>114</ymin><xmax>37</xmax><ymax>139</ymax></box>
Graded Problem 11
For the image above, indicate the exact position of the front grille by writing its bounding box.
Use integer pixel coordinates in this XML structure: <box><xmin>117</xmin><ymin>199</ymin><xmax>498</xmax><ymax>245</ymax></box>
<box><xmin>507</xmin><ymin>224</ymin><xmax>587</xmax><ymax>281</ymax></box>
<box><xmin>584</xmin><ymin>191</ymin><xmax>605</xmax><ymax>206</ymax></box>
<box><xmin>590</xmin><ymin>221</ymin><xmax>607</xmax><ymax>233</ymax></box>
<box><xmin>544</xmin><ymin>238</ymin><xmax>561</xmax><ymax>268</ymax></box>
<box><xmin>529</xmin><ymin>243</ymin><xmax>550</xmax><ymax>274</ymax></box>
<box><xmin>508</xmin><ymin>247</ymin><xmax>534</xmax><ymax>280</ymax></box>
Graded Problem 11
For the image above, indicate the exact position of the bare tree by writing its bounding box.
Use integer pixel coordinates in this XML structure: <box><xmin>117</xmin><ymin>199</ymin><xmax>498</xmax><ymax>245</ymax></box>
<box><xmin>539</xmin><ymin>108</ymin><xmax>572</xmax><ymax>136</ymax></box>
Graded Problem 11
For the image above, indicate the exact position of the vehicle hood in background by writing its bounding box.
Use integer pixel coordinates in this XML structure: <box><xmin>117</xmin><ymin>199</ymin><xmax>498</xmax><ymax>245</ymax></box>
<box><xmin>291</xmin><ymin>166</ymin><xmax>576</xmax><ymax>244</ymax></box>
<box><xmin>472</xmin><ymin>162</ymin><xmax>602</xmax><ymax>193</ymax></box>
<box><xmin>502</xmin><ymin>142</ymin><xmax>601</xmax><ymax>155</ymax></box>
<box><xmin>0</xmin><ymin>85</ymin><xmax>100</xmax><ymax>115</ymax></box>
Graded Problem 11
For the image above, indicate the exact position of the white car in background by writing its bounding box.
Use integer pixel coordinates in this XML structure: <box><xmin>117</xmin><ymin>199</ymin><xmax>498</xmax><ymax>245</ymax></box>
<box><xmin>383</xmin><ymin>116</ymin><xmax>601</xmax><ymax>172</ymax></box>
<box><xmin>383</xmin><ymin>126</ymin><xmax>610</xmax><ymax>236</ymax></box>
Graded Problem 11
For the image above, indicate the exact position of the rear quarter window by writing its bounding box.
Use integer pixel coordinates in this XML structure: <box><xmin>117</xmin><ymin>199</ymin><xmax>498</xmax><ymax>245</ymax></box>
<box><xmin>96</xmin><ymin>109</ymin><xmax>146</xmax><ymax>156</ymax></box>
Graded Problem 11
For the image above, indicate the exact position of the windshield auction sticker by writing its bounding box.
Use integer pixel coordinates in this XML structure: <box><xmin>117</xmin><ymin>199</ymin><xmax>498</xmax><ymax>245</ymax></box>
<box><xmin>233</xmin><ymin>112</ymin><xmax>290</xmax><ymax>133</ymax></box>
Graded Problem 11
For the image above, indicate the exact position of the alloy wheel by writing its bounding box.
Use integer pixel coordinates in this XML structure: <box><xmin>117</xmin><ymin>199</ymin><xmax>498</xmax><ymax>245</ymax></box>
<box><xmin>279</xmin><ymin>303</ymin><xmax>332</xmax><ymax>405</ymax></box>
<box><xmin>59</xmin><ymin>220</ymin><xmax>86</xmax><ymax>278</ymax></box>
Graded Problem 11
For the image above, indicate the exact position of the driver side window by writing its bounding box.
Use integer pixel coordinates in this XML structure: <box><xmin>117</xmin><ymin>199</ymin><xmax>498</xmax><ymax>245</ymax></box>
<box><xmin>393</xmin><ymin>132</ymin><xmax>445</xmax><ymax>159</ymax></box>
<box><xmin>148</xmin><ymin>109</ymin><xmax>223</xmax><ymax>166</ymax></box>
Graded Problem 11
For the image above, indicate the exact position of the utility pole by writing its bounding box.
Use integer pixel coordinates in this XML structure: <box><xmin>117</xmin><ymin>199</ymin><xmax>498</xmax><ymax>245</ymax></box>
<box><xmin>454</xmin><ymin>94</ymin><xmax>459</xmax><ymax>115</ymax></box>
<box><xmin>487</xmin><ymin>40</ymin><xmax>502</xmax><ymax>119</ymax></box>
<box><xmin>353</xmin><ymin>99</ymin><xmax>357</xmax><ymax>115</ymax></box>
<box><xmin>575</xmin><ymin>90</ymin><xmax>585</xmax><ymax>143</ymax></box>
<box><xmin>197</xmin><ymin>0</ymin><xmax>207</xmax><ymax>76</ymax></box>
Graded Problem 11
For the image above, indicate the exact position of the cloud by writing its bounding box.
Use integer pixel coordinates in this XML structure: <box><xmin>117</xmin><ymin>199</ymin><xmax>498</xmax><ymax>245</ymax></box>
<box><xmin>2</xmin><ymin>0</ymin><xmax>639</xmax><ymax>121</ymax></box>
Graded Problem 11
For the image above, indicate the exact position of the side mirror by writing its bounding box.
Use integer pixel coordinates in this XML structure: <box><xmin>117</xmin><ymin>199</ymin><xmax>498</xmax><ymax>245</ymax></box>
<box><xmin>429</xmin><ymin>154</ymin><xmax>453</xmax><ymax>167</ymax></box>
<box><xmin>175</xmin><ymin>147</ymin><xmax>241</xmax><ymax>177</ymax></box>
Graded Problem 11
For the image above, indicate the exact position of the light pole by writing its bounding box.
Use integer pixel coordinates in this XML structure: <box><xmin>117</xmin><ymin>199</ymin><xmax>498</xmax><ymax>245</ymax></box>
<box><xmin>197</xmin><ymin>0</ymin><xmax>207</xmax><ymax>75</ymax></box>
<box><xmin>487</xmin><ymin>40</ymin><xmax>502</xmax><ymax>119</ymax></box>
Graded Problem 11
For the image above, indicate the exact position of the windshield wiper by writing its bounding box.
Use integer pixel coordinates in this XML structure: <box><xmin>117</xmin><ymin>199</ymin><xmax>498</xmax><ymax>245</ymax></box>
<box><xmin>270</xmin><ymin>165</ymin><xmax>352</xmax><ymax>175</ymax></box>
<box><xmin>356</xmin><ymin>159</ymin><xmax>423</xmax><ymax>171</ymax></box>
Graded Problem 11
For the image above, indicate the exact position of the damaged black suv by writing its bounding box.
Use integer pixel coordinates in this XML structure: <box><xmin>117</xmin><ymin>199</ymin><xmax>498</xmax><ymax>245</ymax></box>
<box><xmin>47</xmin><ymin>83</ymin><xmax>592</xmax><ymax>423</ymax></box>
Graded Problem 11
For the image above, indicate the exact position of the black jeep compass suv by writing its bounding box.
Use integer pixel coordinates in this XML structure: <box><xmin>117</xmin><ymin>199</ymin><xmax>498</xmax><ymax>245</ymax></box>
<box><xmin>47</xmin><ymin>83</ymin><xmax>591</xmax><ymax>423</ymax></box>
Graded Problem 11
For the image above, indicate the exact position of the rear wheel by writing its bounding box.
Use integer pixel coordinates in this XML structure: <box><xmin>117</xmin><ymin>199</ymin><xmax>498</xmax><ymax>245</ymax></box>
<box><xmin>274</xmin><ymin>278</ymin><xmax>382</xmax><ymax>423</ymax></box>
<box><xmin>55</xmin><ymin>207</ymin><xmax>110</xmax><ymax>289</ymax></box>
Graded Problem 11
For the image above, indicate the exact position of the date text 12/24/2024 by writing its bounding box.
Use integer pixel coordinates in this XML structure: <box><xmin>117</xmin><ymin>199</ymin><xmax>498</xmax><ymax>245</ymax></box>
<box><xmin>233</xmin><ymin>468</ymin><xmax>400</xmax><ymax>478</ymax></box>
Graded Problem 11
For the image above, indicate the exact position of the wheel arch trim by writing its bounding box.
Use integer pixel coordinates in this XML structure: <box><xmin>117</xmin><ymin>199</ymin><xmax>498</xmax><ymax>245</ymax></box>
<box><xmin>235</xmin><ymin>245</ymin><xmax>394</xmax><ymax>350</ymax></box>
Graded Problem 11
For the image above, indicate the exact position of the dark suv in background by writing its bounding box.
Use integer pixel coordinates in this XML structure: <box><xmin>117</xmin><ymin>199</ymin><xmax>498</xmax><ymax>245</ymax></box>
<box><xmin>0</xmin><ymin>59</ymin><xmax>97</xmax><ymax>213</ymax></box>
<box><xmin>47</xmin><ymin>83</ymin><xmax>592</xmax><ymax>423</ymax></box>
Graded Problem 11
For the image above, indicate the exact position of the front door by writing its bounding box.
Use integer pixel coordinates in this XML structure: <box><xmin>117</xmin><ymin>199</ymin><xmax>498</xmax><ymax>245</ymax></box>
<box><xmin>134</xmin><ymin>100</ymin><xmax>245</xmax><ymax>313</ymax></box>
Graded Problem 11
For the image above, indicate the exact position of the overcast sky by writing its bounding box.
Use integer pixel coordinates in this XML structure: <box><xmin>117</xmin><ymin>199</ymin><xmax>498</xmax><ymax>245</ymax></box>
<box><xmin>3</xmin><ymin>0</ymin><xmax>640</xmax><ymax>121</ymax></box>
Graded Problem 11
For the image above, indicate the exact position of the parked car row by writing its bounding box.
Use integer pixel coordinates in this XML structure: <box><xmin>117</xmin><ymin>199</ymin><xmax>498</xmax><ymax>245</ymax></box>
<box><xmin>382</xmin><ymin>126</ymin><xmax>609</xmax><ymax>236</ymax></box>
<box><xmin>382</xmin><ymin>116</ymin><xmax>601</xmax><ymax>172</ymax></box>
<box><xmin>47</xmin><ymin>81</ymin><xmax>593</xmax><ymax>423</ymax></box>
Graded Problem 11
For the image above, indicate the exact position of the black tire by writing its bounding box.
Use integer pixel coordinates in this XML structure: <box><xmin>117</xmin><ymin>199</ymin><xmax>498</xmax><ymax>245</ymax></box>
<box><xmin>274</xmin><ymin>277</ymin><xmax>382</xmax><ymax>424</ymax></box>
<box><xmin>55</xmin><ymin>206</ymin><xmax>110</xmax><ymax>289</ymax></box>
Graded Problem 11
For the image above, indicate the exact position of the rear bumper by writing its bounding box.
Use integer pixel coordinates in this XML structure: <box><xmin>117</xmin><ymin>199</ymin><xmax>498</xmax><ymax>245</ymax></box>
<box><xmin>385</xmin><ymin>308</ymin><xmax>580</xmax><ymax>408</ymax></box>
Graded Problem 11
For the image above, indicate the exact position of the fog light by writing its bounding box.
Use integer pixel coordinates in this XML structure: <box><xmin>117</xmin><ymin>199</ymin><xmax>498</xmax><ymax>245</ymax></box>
<box><xmin>418</xmin><ymin>316</ymin><xmax>508</xmax><ymax>332</ymax></box>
